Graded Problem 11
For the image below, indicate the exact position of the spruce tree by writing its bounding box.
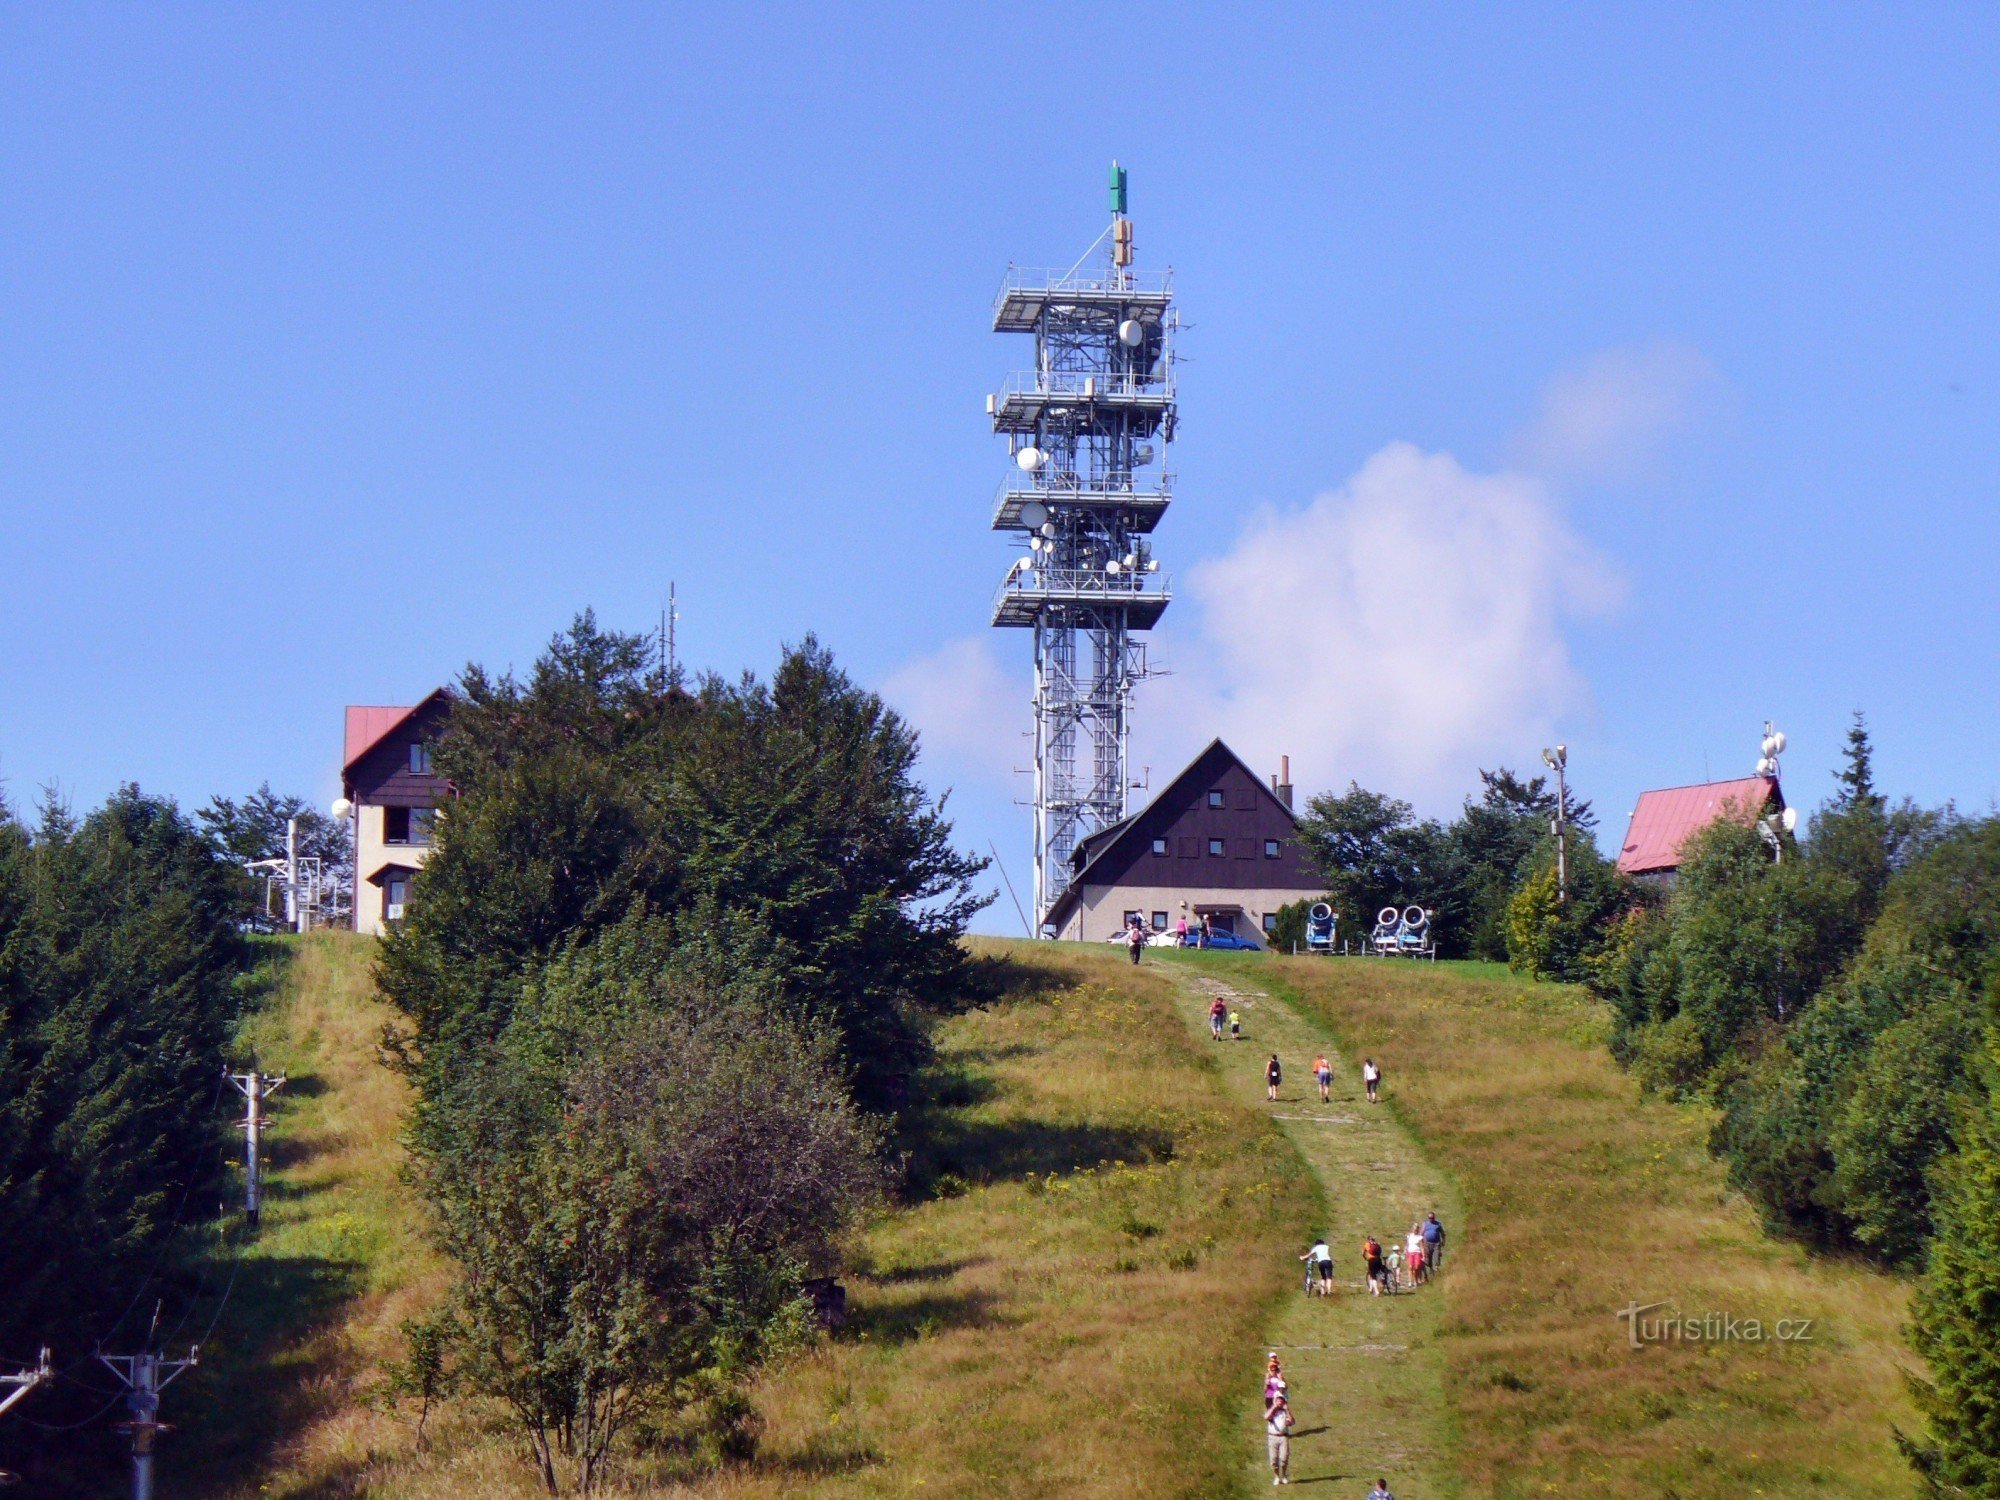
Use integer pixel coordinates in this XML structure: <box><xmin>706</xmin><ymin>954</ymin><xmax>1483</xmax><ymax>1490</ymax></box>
<box><xmin>1810</xmin><ymin>710</ymin><xmax>1892</xmax><ymax>918</ymax></box>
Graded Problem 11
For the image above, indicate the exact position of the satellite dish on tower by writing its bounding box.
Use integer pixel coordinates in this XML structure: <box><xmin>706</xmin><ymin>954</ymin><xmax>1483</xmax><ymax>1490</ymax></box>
<box><xmin>1019</xmin><ymin>499</ymin><xmax>1049</xmax><ymax>530</ymax></box>
<box><xmin>1016</xmin><ymin>446</ymin><xmax>1044</xmax><ymax>472</ymax></box>
<box><xmin>1118</xmin><ymin>319</ymin><xmax>1145</xmax><ymax>348</ymax></box>
<box><xmin>1132</xmin><ymin>442</ymin><xmax>1155</xmax><ymax>467</ymax></box>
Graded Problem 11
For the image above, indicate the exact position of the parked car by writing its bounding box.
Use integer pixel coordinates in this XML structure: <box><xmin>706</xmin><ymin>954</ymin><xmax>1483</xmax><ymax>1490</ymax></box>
<box><xmin>1200</xmin><ymin>929</ymin><xmax>1262</xmax><ymax>951</ymax></box>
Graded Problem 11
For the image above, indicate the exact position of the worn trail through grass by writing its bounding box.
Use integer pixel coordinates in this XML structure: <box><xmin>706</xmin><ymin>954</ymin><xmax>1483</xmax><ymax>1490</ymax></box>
<box><xmin>1162</xmin><ymin>958</ymin><xmax>1459</xmax><ymax>1497</ymax></box>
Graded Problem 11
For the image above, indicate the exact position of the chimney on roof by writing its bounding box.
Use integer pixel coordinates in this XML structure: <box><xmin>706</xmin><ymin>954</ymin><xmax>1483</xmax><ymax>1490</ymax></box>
<box><xmin>1271</xmin><ymin>754</ymin><xmax>1294</xmax><ymax>810</ymax></box>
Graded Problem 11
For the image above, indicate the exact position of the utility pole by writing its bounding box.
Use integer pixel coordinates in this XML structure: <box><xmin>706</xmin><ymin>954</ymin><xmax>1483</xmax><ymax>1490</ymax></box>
<box><xmin>226</xmin><ymin>1068</ymin><xmax>286</xmax><ymax>1226</ymax></box>
<box><xmin>0</xmin><ymin>1349</ymin><xmax>50</xmax><ymax>1419</ymax></box>
<box><xmin>98</xmin><ymin>1349</ymin><xmax>197</xmax><ymax>1500</ymax></box>
<box><xmin>1542</xmin><ymin>744</ymin><xmax>1569</xmax><ymax>904</ymax></box>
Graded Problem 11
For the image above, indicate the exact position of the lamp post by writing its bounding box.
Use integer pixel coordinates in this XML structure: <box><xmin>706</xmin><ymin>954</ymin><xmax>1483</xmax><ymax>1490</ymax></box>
<box><xmin>1541</xmin><ymin>744</ymin><xmax>1569</xmax><ymax>904</ymax></box>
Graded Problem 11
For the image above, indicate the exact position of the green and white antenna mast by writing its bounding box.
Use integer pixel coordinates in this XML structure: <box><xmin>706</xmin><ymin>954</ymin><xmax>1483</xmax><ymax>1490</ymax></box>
<box><xmin>989</xmin><ymin>163</ymin><xmax>1177</xmax><ymax>930</ymax></box>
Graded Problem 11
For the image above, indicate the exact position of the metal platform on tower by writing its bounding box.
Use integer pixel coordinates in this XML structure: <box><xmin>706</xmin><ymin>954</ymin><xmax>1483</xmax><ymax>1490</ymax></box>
<box><xmin>990</xmin><ymin>567</ymin><xmax>1173</xmax><ymax>629</ymax></box>
<box><xmin>990</xmin><ymin>479</ymin><xmax>1172</xmax><ymax>533</ymax></box>
<box><xmin>989</xmin><ymin>371</ymin><xmax>1176</xmax><ymax>435</ymax></box>
<box><xmin>992</xmin><ymin>267</ymin><xmax>1173</xmax><ymax>333</ymax></box>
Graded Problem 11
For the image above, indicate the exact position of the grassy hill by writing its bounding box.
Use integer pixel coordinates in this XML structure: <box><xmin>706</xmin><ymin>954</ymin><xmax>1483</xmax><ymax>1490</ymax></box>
<box><xmin>167</xmin><ymin>935</ymin><xmax>1919</xmax><ymax>1497</ymax></box>
<box><xmin>1244</xmin><ymin>950</ymin><xmax>1919</xmax><ymax>1496</ymax></box>
<box><xmin>175</xmin><ymin>934</ymin><xmax>1317</xmax><ymax>1497</ymax></box>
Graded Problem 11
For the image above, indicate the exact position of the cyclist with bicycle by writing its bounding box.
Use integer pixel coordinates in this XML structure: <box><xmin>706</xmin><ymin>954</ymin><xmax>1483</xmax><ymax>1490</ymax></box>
<box><xmin>1299</xmin><ymin>1237</ymin><xmax>1333</xmax><ymax>1295</ymax></box>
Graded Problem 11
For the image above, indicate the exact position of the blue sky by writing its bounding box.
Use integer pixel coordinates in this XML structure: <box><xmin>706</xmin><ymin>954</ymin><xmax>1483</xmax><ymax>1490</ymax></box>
<box><xmin>2</xmin><ymin>7</ymin><xmax>1996</xmax><ymax>930</ymax></box>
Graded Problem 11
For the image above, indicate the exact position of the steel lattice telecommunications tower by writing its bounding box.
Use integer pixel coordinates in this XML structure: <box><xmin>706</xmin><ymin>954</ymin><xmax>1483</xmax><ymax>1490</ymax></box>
<box><xmin>988</xmin><ymin>163</ymin><xmax>1177</xmax><ymax>928</ymax></box>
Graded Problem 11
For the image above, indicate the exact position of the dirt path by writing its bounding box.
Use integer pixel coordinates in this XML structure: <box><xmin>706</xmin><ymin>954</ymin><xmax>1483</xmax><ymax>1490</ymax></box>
<box><xmin>1164</xmin><ymin>960</ymin><xmax>1460</xmax><ymax>1497</ymax></box>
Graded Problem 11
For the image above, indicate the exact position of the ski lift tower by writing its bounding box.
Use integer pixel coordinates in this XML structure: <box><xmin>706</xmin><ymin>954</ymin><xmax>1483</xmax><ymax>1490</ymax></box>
<box><xmin>989</xmin><ymin>163</ymin><xmax>1177</xmax><ymax>928</ymax></box>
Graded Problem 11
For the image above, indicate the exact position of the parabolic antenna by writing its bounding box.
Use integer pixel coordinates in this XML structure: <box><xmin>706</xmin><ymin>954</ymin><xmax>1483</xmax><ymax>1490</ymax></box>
<box><xmin>1016</xmin><ymin>445</ymin><xmax>1044</xmax><ymax>472</ymax></box>
<box><xmin>1782</xmin><ymin>806</ymin><xmax>1799</xmax><ymax>833</ymax></box>
<box><xmin>331</xmin><ymin>797</ymin><xmax>352</xmax><ymax>820</ymax></box>
<box><xmin>1019</xmin><ymin>499</ymin><xmax>1049</xmax><ymax>530</ymax></box>
<box><xmin>1118</xmin><ymin>318</ymin><xmax>1145</xmax><ymax>347</ymax></box>
<box><xmin>1132</xmin><ymin>442</ymin><xmax>1155</xmax><ymax>467</ymax></box>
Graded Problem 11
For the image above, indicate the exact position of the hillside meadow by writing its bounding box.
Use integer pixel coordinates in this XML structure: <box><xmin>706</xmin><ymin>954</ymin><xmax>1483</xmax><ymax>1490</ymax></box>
<box><xmin>176</xmin><ymin>934</ymin><xmax>1317</xmax><ymax>1497</ymax></box>
<box><xmin>1223</xmin><ymin>949</ymin><xmax>1919</xmax><ymax>1498</ymax></box>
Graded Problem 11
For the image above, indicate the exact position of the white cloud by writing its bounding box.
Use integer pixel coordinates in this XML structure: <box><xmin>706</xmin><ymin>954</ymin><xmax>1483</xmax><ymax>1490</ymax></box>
<box><xmin>1144</xmin><ymin>441</ymin><xmax>1621</xmax><ymax>808</ymax></box>
<box><xmin>1512</xmin><ymin>341</ymin><xmax>1718</xmax><ymax>485</ymax></box>
<box><xmin>880</xmin><ymin>634</ymin><xmax>1028</xmax><ymax>784</ymax></box>
<box><xmin>893</xmin><ymin>343</ymin><xmax>1717</xmax><ymax>823</ymax></box>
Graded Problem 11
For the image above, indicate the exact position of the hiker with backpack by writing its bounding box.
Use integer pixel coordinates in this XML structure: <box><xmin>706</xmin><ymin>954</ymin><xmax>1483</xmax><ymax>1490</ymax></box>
<box><xmin>1266</xmin><ymin>1053</ymin><xmax>1283</xmax><ymax>1102</ymax></box>
<box><xmin>1362</xmin><ymin>1233</ymin><xmax>1387</xmax><ymax>1296</ymax></box>
<box><xmin>1125</xmin><ymin>918</ymin><xmax>1146</xmax><ymax>966</ymax></box>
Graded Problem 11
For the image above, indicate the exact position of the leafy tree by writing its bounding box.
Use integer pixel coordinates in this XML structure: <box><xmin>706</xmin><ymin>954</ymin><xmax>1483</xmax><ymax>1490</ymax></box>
<box><xmin>1295</xmin><ymin>784</ymin><xmax>1462</xmax><ymax>951</ymax></box>
<box><xmin>1831</xmin><ymin>998</ymin><xmax>1983</xmax><ymax>1264</ymax></box>
<box><xmin>410</xmin><ymin>914</ymin><xmax>884</xmax><ymax>1494</ymax></box>
<box><xmin>379</xmin><ymin>612</ymin><xmax>988</xmax><ymax>1111</ymax></box>
<box><xmin>1455</xmin><ymin>767</ymin><xmax>1596</xmax><ymax>960</ymax></box>
<box><xmin>1903</xmin><ymin>980</ymin><xmax>2000</xmax><ymax>1493</ymax></box>
<box><xmin>1503</xmin><ymin>841</ymin><xmax>1624</xmax><ymax>982</ymax></box>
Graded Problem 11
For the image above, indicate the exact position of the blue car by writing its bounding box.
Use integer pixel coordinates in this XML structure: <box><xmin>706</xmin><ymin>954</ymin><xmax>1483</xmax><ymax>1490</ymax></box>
<box><xmin>1196</xmin><ymin>930</ymin><xmax>1261</xmax><ymax>951</ymax></box>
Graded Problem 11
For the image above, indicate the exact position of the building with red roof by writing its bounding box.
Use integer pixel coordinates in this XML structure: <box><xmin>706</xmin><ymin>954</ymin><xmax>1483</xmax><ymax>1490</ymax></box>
<box><xmin>341</xmin><ymin>689</ymin><xmax>452</xmax><ymax>934</ymax></box>
<box><xmin>1615</xmin><ymin>774</ymin><xmax>1782</xmax><ymax>880</ymax></box>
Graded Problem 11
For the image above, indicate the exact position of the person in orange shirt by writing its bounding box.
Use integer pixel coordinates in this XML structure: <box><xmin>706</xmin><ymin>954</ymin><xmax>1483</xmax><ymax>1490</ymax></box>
<box><xmin>1313</xmin><ymin>1054</ymin><xmax>1332</xmax><ymax>1103</ymax></box>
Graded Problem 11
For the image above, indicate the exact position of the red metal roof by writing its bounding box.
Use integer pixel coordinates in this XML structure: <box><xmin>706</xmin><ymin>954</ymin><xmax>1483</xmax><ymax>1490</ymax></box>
<box><xmin>344</xmin><ymin>705</ymin><xmax>418</xmax><ymax>773</ymax></box>
<box><xmin>1616</xmin><ymin>775</ymin><xmax>1779</xmax><ymax>875</ymax></box>
<box><xmin>343</xmin><ymin>689</ymin><xmax>449</xmax><ymax>774</ymax></box>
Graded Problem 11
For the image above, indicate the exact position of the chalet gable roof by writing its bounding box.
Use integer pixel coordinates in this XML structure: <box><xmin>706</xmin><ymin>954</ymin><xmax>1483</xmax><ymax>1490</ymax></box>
<box><xmin>342</xmin><ymin>688</ymin><xmax>451</xmax><ymax>776</ymax></box>
<box><xmin>1044</xmin><ymin>738</ymin><xmax>1298</xmax><ymax>932</ymax></box>
<box><xmin>1616</xmin><ymin>774</ymin><xmax>1781</xmax><ymax>875</ymax></box>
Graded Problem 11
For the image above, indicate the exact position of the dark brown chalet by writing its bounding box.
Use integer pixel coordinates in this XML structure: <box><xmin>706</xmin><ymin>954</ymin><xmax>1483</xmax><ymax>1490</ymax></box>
<box><xmin>1044</xmin><ymin>739</ymin><xmax>1322</xmax><ymax>947</ymax></box>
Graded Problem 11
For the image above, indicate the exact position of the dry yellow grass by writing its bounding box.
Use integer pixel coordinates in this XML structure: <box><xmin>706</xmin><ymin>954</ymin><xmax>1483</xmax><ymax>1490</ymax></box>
<box><xmin>179</xmin><ymin>934</ymin><xmax>1319</xmax><ymax>1497</ymax></box>
<box><xmin>1233</xmin><ymin>952</ymin><xmax>1919</xmax><ymax>1499</ymax></box>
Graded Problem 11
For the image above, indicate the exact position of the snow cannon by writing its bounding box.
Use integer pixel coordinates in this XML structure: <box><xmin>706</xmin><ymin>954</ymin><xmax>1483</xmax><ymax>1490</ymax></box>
<box><xmin>1305</xmin><ymin>902</ymin><xmax>1338</xmax><ymax>954</ymax></box>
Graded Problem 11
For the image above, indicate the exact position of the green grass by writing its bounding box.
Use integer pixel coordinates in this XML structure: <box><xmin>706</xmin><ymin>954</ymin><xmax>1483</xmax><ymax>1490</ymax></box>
<box><xmin>1230</xmin><ymin>950</ymin><xmax>1919</xmax><ymax>1499</ymax></box>
<box><xmin>170</xmin><ymin>935</ymin><xmax>1918</xmax><ymax>1497</ymax></box>
<box><xmin>177</xmin><ymin>933</ymin><xmax>1320</xmax><ymax>1497</ymax></box>
<box><xmin>1151</xmin><ymin>951</ymin><xmax>1463</xmax><ymax>1495</ymax></box>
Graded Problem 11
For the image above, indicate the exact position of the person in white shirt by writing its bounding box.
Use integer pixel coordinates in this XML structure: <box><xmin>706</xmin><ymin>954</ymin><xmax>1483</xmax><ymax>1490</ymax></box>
<box><xmin>1299</xmin><ymin>1238</ymin><xmax>1333</xmax><ymax>1294</ymax></box>
<box><xmin>1362</xmin><ymin>1058</ymin><xmax>1382</xmax><ymax>1103</ymax></box>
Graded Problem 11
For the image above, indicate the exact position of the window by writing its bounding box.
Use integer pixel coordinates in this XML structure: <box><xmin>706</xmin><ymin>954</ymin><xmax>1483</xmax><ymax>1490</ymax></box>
<box><xmin>1122</xmin><ymin>910</ymin><xmax>1143</xmax><ymax>929</ymax></box>
<box><xmin>385</xmin><ymin>878</ymin><xmax>410</xmax><ymax>922</ymax></box>
<box><xmin>1207</xmin><ymin>789</ymin><xmax>1225</xmax><ymax>808</ymax></box>
<box><xmin>1151</xmin><ymin>911</ymin><xmax>1169</xmax><ymax>931</ymax></box>
<box><xmin>1264</xmin><ymin>839</ymin><xmax>1281</xmax><ymax>858</ymax></box>
<box><xmin>384</xmin><ymin>806</ymin><xmax>435</xmax><ymax>846</ymax></box>
<box><xmin>1151</xmin><ymin>837</ymin><xmax>1170</xmax><ymax>855</ymax></box>
<box><xmin>410</xmin><ymin>743</ymin><xmax>434</xmax><ymax>775</ymax></box>
<box><xmin>1207</xmin><ymin>838</ymin><xmax>1225</xmax><ymax>856</ymax></box>
<box><xmin>1262</xmin><ymin>912</ymin><xmax>1278</xmax><ymax>934</ymax></box>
